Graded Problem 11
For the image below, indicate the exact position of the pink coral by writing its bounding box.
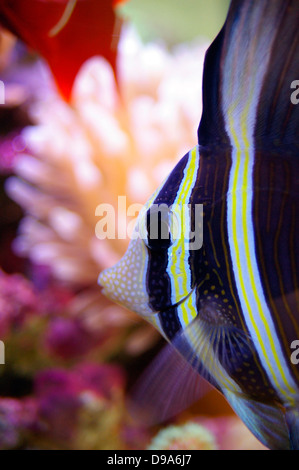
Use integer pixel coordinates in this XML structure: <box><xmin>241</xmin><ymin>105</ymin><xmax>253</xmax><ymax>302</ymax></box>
<box><xmin>33</xmin><ymin>363</ymin><xmax>126</xmax><ymax>449</ymax></box>
<box><xmin>0</xmin><ymin>397</ymin><xmax>37</xmax><ymax>449</ymax></box>
<box><xmin>0</xmin><ymin>268</ymin><xmax>38</xmax><ymax>337</ymax></box>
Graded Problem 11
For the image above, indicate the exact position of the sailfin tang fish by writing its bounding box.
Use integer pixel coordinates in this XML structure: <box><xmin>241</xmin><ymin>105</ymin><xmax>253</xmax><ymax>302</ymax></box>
<box><xmin>99</xmin><ymin>0</ymin><xmax>299</xmax><ymax>450</ymax></box>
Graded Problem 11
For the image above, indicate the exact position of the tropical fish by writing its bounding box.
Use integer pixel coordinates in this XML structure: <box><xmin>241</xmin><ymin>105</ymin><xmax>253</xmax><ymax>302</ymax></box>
<box><xmin>99</xmin><ymin>0</ymin><xmax>299</xmax><ymax>450</ymax></box>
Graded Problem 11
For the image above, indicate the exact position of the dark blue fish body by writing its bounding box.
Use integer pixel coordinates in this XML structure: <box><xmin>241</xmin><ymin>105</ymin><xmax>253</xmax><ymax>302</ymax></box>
<box><xmin>100</xmin><ymin>0</ymin><xmax>299</xmax><ymax>449</ymax></box>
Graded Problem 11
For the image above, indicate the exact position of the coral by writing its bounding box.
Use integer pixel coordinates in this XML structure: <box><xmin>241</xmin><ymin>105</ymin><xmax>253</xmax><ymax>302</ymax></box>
<box><xmin>147</xmin><ymin>421</ymin><xmax>217</xmax><ymax>450</ymax></box>
<box><xmin>6</xmin><ymin>27</ymin><xmax>207</xmax><ymax>355</ymax></box>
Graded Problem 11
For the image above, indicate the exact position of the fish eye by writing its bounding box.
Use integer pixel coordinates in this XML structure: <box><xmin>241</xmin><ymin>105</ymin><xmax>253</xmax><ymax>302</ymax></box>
<box><xmin>143</xmin><ymin>204</ymin><xmax>175</xmax><ymax>251</ymax></box>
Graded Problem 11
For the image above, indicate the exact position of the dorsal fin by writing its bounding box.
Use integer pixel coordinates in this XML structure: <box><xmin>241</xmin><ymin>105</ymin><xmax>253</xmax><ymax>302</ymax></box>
<box><xmin>198</xmin><ymin>0</ymin><xmax>299</xmax><ymax>153</ymax></box>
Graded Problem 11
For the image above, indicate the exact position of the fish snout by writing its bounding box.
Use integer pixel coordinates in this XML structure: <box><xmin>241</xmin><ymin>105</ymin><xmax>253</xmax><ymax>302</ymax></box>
<box><xmin>98</xmin><ymin>238</ymin><xmax>154</xmax><ymax>317</ymax></box>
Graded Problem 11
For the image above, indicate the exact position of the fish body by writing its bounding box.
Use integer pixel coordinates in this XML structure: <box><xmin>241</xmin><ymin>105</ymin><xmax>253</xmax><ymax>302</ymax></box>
<box><xmin>99</xmin><ymin>0</ymin><xmax>299</xmax><ymax>449</ymax></box>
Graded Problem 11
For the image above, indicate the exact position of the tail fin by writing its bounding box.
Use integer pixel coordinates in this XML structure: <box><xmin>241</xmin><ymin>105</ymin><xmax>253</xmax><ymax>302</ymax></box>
<box><xmin>198</xmin><ymin>0</ymin><xmax>299</xmax><ymax>153</ymax></box>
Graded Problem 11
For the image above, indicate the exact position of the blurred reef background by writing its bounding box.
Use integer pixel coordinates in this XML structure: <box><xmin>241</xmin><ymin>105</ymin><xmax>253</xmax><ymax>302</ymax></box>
<box><xmin>0</xmin><ymin>0</ymin><xmax>266</xmax><ymax>450</ymax></box>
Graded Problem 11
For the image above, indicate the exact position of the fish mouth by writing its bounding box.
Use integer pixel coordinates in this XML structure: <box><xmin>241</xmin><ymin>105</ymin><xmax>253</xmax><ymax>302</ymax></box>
<box><xmin>98</xmin><ymin>233</ymin><xmax>196</xmax><ymax>319</ymax></box>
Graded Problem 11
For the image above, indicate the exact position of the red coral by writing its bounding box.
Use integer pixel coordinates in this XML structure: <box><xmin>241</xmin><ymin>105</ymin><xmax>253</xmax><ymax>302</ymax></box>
<box><xmin>0</xmin><ymin>0</ymin><xmax>126</xmax><ymax>100</ymax></box>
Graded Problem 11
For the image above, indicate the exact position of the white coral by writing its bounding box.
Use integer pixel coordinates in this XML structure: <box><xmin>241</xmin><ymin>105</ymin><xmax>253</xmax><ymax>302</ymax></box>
<box><xmin>6</xmin><ymin>27</ymin><xmax>207</xmax><ymax>354</ymax></box>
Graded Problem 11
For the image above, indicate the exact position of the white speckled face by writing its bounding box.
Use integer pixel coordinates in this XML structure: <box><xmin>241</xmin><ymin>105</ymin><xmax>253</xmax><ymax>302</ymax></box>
<box><xmin>98</xmin><ymin>147</ymin><xmax>200</xmax><ymax>322</ymax></box>
<box><xmin>98</xmin><ymin>166</ymin><xmax>168</xmax><ymax>319</ymax></box>
<box><xmin>98</xmin><ymin>211</ymin><xmax>153</xmax><ymax>317</ymax></box>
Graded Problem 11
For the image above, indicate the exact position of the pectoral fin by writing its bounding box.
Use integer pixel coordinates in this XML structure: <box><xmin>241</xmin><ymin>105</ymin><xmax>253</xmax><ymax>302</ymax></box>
<box><xmin>127</xmin><ymin>339</ymin><xmax>211</xmax><ymax>426</ymax></box>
